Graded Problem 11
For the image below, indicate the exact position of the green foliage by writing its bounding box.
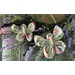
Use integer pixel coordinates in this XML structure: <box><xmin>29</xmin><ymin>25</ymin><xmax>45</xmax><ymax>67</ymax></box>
<box><xmin>0</xmin><ymin>14</ymin><xmax>75</xmax><ymax>61</ymax></box>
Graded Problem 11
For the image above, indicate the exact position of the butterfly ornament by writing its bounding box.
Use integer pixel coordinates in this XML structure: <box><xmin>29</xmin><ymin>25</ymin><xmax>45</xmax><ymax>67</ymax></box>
<box><xmin>11</xmin><ymin>22</ymin><xmax>35</xmax><ymax>41</ymax></box>
<box><xmin>34</xmin><ymin>25</ymin><xmax>66</xmax><ymax>59</ymax></box>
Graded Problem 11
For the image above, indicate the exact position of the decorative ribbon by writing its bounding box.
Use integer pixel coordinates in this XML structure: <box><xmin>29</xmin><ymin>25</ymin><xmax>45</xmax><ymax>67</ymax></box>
<box><xmin>11</xmin><ymin>22</ymin><xmax>36</xmax><ymax>41</ymax></box>
<box><xmin>34</xmin><ymin>25</ymin><xmax>66</xmax><ymax>59</ymax></box>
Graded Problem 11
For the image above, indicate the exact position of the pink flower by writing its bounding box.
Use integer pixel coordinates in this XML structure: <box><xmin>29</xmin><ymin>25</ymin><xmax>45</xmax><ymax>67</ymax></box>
<box><xmin>0</xmin><ymin>27</ymin><xmax>11</xmax><ymax>34</ymax></box>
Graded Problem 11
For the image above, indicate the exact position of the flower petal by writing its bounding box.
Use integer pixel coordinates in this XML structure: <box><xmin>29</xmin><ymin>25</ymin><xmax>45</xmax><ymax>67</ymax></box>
<box><xmin>34</xmin><ymin>35</ymin><xmax>48</xmax><ymax>46</ymax></box>
<box><xmin>11</xmin><ymin>24</ymin><xmax>19</xmax><ymax>33</ymax></box>
<box><xmin>26</xmin><ymin>33</ymin><xmax>33</xmax><ymax>41</ymax></box>
<box><xmin>16</xmin><ymin>31</ymin><xmax>25</xmax><ymax>41</ymax></box>
<box><xmin>43</xmin><ymin>46</ymin><xmax>55</xmax><ymax>59</ymax></box>
<box><xmin>26</xmin><ymin>22</ymin><xmax>36</xmax><ymax>33</ymax></box>
<box><xmin>21</xmin><ymin>24</ymin><xmax>27</xmax><ymax>34</ymax></box>
<box><xmin>53</xmin><ymin>25</ymin><xmax>64</xmax><ymax>40</ymax></box>
<box><xmin>55</xmin><ymin>41</ymin><xmax>66</xmax><ymax>54</ymax></box>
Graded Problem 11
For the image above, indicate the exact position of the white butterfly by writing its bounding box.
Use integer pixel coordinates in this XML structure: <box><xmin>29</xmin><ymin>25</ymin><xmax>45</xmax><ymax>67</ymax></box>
<box><xmin>34</xmin><ymin>25</ymin><xmax>66</xmax><ymax>59</ymax></box>
<box><xmin>11</xmin><ymin>22</ymin><xmax>35</xmax><ymax>41</ymax></box>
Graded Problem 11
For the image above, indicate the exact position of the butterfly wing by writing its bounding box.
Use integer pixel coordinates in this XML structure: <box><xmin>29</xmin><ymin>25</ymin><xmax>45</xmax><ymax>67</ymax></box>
<box><xmin>34</xmin><ymin>35</ymin><xmax>49</xmax><ymax>46</ymax></box>
<box><xmin>34</xmin><ymin>35</ymin><xmax>55</xmax><ymax>59</ymax></box>
<box><xmin>43</xmin><ymin>46</ymin><xmax>55</xmax><ymax>59</ymax></box>
<box><xmin>55</xmin><ymin>41</ymin><xmax>66</xmax><ymax>54</ymax></box>
<box><xmin>11</xmin><ymin>24</ymin><xmax>19</xmax><ymax>33</ymax></box>
<box><xmin>16</xmin><ymin>31</ymin><xmax>25</xmax><ymax>41</ymax></box>
<box><xmin>26</xmin><ymin>33</ymin><xmax>33</xmax><ymax>41</ymax></box>
<box><xmin>26</xmin><ymin>22</ymin><xmax>36</xmax><ymax>33</ymax></box>
<box><xmin>53</xmin><ymin>25</ymin><xmax>64</xmax><ymax>40</ymax></box>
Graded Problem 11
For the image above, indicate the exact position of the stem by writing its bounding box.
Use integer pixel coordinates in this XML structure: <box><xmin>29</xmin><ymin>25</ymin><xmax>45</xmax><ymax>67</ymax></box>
<box><xmin>35</xmin><ymin>47</ymin><xmax>43</xmax><ymax>61</ymax></box>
